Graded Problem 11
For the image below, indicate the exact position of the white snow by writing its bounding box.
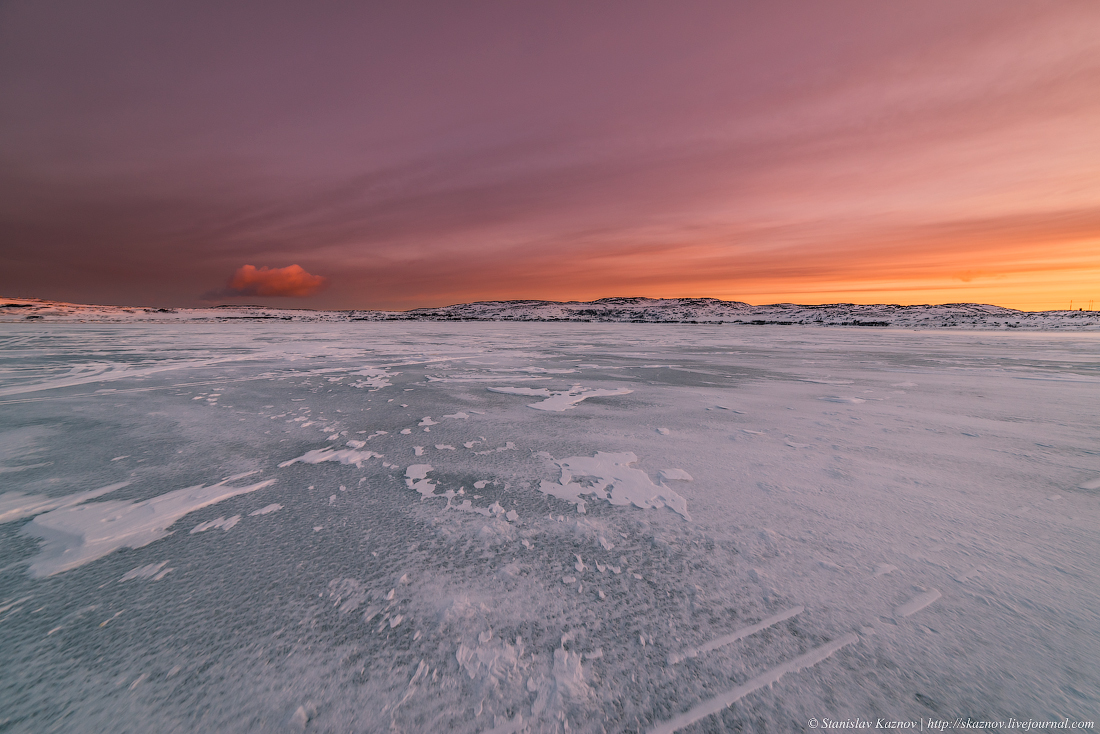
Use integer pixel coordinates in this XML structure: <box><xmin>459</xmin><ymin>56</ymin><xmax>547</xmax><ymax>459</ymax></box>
<box><xmin>22</xmin><ymin>474</ymin><xmax>275</xmax><ymax>577</ymax></box>
<box><xmin>538</xmin><ymin>452</ymin><xmax>691</xmax><ymax>519</ymax></box>
<box><xmin>278</xmin><ymin>446</ymin><xmax>382</xmax><ymax>468</ymax></box>
<box><xmin>119</xmin><ymin>561</ymin><xmax>172</xmax><ymax>582</ymax></box>
<box><xmin>190</xmin><ymin>514</ymin><xmax>241</xmax><ymax>533</ymax></box>
<box><xmin>348</xmin><ymin>367</ymin><xmax>393</xmax><ymax>390</ymax></box>
<box><xmin>487</xmin><ymin>385</ymin><xmax>633</xmax><ymax>411</ymax></box>
<box><xmin>405</xmin><ymin>464</ymin><xmax>437</xmax><ymax>499</ymax></box>
<box><xmin>0</xmin><ymin>481</ymin><xmax>130</xmax><ymax>524</ymax></box>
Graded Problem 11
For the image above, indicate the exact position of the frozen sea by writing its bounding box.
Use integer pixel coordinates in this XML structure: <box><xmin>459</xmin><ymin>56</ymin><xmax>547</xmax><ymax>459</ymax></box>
<box><xmin>0</xmin><ymin>323</ymin><xmax>1097</xmax><ymax>732</ymax></box>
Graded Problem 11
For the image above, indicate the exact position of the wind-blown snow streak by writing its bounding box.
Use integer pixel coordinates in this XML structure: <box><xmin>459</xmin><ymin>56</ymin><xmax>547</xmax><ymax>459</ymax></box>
<box><xmin>487</xmin><ymin>385</ymin><xmax>633</xmax><ymax>411</ymax></box>
<box><xmin>278</xmin><ymin>446</ymin><xmax>383</xmax><ymax>468</ymax></box>
<box><xmin>0</xmin><ymin>357</ymin><xmax>252</xmax><ymax>397</ymax></box>
<box><xmin>22</xmin><ymin>474</ymin><xmax>275</xmax><ymax>577</ymax></box>
<box><xmin>893</xmin><ymin>589</ymin><xmax>941</xmax><ymax>618</ymax></box>
<box><xmin>0</xmin><ymin>482</ymin><xmax>130</xmax><ymax>524</ymax></box>
<box><xmin>649</xmin><ymin>633</ymin><xmax>860</xmax><ymax>734</ymax></box>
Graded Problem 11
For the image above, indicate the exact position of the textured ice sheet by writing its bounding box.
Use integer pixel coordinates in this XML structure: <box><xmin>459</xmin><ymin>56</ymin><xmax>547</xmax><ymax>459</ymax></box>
<box><xmin>0</xmin><ymin>322</ymin><xmax>1097</xmax><ymax>733</ymax></box>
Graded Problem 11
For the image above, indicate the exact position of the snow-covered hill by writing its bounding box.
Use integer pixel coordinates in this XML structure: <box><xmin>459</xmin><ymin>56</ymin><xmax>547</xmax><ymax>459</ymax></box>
<box><xmin>2</xmin><ymin>295</ymin><xmax>1098</xmax><ymax>329</ymax></box>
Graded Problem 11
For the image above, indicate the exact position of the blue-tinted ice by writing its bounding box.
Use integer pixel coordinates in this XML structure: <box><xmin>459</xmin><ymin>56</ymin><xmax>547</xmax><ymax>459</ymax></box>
<box><xmin>1</xmin><ymin>323</ymin><xmax>1098</xmax><ymax>732</ymax></box>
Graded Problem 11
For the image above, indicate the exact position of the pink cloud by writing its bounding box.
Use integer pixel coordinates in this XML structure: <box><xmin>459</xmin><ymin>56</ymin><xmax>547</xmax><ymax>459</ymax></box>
<box><xmin>225</xmin><ymin>264</ymin><xmax>328</xmax><ymax>297</ymax></box>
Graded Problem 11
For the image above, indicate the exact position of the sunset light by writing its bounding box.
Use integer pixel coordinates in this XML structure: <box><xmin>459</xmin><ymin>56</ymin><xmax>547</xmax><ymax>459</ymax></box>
<box><xmin>2</xmin><ymin>2</ymin><xmax>1097</xmax><ymax>310</ymax></box>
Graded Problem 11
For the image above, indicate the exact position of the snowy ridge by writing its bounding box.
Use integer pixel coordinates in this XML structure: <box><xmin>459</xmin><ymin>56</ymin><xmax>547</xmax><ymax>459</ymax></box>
<box><xmin>3</xmin><ymin>296</ymin><xmax>1099</xmax><ymax>329</ymax></box>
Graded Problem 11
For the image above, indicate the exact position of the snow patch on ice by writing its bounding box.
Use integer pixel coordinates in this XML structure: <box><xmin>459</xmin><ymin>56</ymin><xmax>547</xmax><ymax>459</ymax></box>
<box><xmin>0</xmin><ymin>482</ymin><xmax>130</xmax><ymax>524</ymax></box>
<box><xmin>278</xmin><ymin>446</ymin><xmax>383</xmax><ymax>468</ymax></box>
<box><xmin>487</xmin><ymin>385</ymin><xmax>633</xmax><ymax>411</ymax></box>
<box><xmin>119</xmin><ymin>561</ymin><xmax>173</xmax><ymax>582</ymax></box>
<box><xmin>349</xmin><ymin>367</ymin><xmax>394</xmax><ymax>391</ymax></box>
<box><xmin>538</xmin><ymin>452</ymin><xmax>691</xmax><ymax>519</ymax></box>
<box><xmin>22</xmin><ymin>474</ymin><xmax>276</xmax><ymax>577</ymax></box>
<box><xmin>190</xmin><ymin>515</ymin><xmax>241</xmax><ymax>533</ymax></box>
<box><xmin>249</xmin><ymin>503</ymin><xmax>282</xmax><ymax>516</ymax></box>
<box><xmin>405</xmin><ymin>465</ymin><xmax>437</xmax><ymax>498</ymax></box>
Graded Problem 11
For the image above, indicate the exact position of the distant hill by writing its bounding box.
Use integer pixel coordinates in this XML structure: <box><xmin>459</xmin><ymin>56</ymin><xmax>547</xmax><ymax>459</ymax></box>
<box><xmin>2</xmin><ymin>296</ymin><xmax>1097</xmax><ymax>330</ymax></box>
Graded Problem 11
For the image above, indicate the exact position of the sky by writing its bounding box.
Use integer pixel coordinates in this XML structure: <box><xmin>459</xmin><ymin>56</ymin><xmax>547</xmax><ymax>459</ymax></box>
<box><xmin>1</xmin><ymin>1</ymin><xmax>1098</xmax><ymax>311</ymax></box>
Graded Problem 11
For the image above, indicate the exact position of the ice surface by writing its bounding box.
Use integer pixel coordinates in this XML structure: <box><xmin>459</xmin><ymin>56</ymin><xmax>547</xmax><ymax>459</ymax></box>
<box><xmin>0</xmin><ymin>321</ymin><xmax>1097</xmax><ymax>732</ymax></box>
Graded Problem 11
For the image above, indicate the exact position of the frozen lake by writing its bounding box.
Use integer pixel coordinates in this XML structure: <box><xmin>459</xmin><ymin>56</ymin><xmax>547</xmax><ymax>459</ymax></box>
<box><xmin>1</xmin><ymin>323</ymin><xmax>1097</xmax><ymax>732</ymax></box>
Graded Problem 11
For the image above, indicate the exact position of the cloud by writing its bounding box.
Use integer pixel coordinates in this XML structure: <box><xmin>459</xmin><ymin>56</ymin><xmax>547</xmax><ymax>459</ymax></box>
<box><xmin>222</xmin><ymin>264</ymin><xmax>328</xmax><ymax>298</ymax></box>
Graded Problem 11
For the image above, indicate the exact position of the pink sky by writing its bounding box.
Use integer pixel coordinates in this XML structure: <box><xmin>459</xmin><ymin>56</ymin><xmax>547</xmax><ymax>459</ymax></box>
<box><xmin>1</xmin><ymin>1</ymin><xmax>1098</xmax><ymax>310</ymax></box>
